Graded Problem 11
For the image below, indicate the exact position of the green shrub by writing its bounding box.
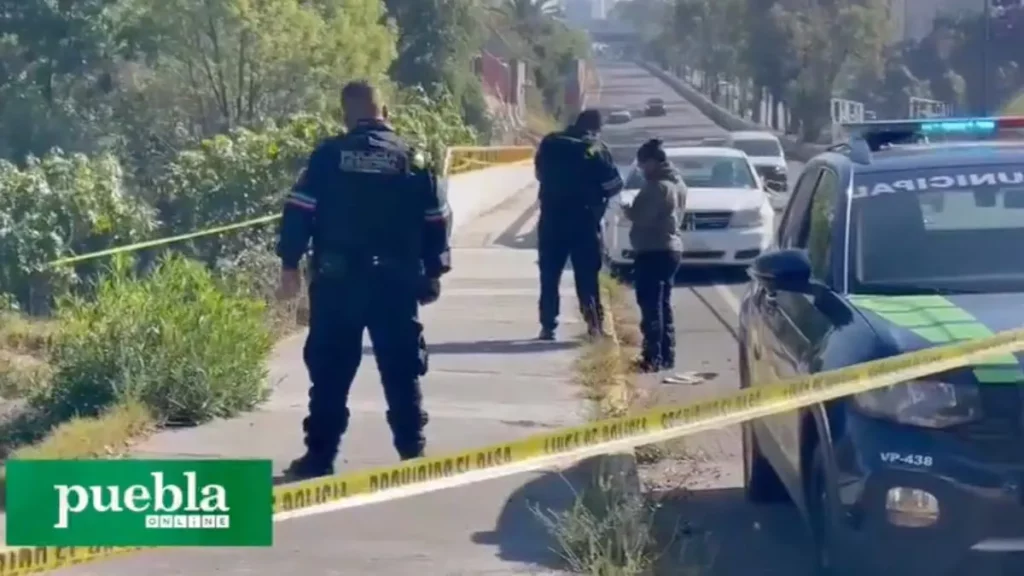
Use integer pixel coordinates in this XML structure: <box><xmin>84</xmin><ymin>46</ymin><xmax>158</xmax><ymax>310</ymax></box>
<box><xmin>218</xmin><ymin>241</ymin><xmax>309</xmax><ymax>338</ymax></box>
<box><xmin>0</xmin><ymin>152</ymin><xmax>157</xmax><ymax>310</ymax></box>
<box><xmin>6</xmin><ymin>89</ymin><xmax>478</xmax><ymax>313</ymax></box>
<box><xmin>152</xmin><ymin>119</ymin><xmax>325</xmax><ymax>267</ymax></box>
<box><xmin>37</xmin><ymin>255</ymin><xmax>273</xmax><ymax>426</ymax></box>
<box><xmin>390</xmin><ymin>86</ymin><xmax>478</xmax><ymax>163</ymax></box>
<box><xmin>153</xmin><ymin>91</ymin><xmax>476</xmax><ymax>267</ymax></box>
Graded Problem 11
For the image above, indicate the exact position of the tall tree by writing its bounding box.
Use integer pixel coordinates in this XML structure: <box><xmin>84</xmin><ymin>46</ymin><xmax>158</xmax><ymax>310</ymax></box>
<box><xmin>742</xmin><ymin>0</ymin><xmax>798</xmax><ymax>125</ymax></box>
<box><xmin>132</xmin><ymin>0</ymin><xmax>397</xmax><ymax>135</ymax></box>
<box><xmin>779</xmin><ymin>0</ymin><xmax>888</xmax><ymax>139</ymax></box>
<box><xmin>385</xmin><ymin>0</ymin><xmax>482</xmax><ymax>92</ymax></box>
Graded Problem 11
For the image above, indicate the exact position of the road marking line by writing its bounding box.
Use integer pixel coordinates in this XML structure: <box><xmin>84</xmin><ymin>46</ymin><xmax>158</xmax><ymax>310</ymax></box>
<box><xmin>713</xmin><ymin>283</ymin><xmax>742</xmax><ymax>315</ymax></box>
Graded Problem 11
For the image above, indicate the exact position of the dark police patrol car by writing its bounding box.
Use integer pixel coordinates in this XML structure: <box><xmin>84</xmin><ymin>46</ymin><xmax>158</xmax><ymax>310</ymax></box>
<box><xmin>737</xmin><ymin>116</ymin><xmax>1024</xmax><ymax>575</ymax></box>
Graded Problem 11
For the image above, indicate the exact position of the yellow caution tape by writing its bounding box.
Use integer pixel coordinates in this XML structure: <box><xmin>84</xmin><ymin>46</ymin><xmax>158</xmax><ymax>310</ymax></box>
<box><xmin>45</xmin><ymin>214</ymin><xmax>282</xmax><ymax>268</ymax></box>
<box><xmin>4</xmin><ymin>327</ymin><xmax>1024</xmax><ymax>575</ymax></box>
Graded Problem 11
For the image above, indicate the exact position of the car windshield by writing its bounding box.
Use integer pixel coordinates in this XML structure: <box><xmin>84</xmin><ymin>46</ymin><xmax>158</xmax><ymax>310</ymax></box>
<box><xmin>623</xmin><ymin>155</ymin><xmax>758</xmax><ymax>189</ymax></box>
<box><xmin>731</xmin><ymin>138</ymin><xmax>782</xmax><ymax>158</ymax></box>
<box><xmin>647</xmin><ymin>99</ymin><xmax>663</xmax><ymax>105</ymax></box>
<box><xmin>850</xmin><ymin>165</ymin><xmax>1024</xmax><ymax>294</ymax></box>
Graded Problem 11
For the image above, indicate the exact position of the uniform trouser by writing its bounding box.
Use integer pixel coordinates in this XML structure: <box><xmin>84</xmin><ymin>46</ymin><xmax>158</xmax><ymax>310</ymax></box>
<box><xmin>538</xmin><ymin>222</ymin><xmax>604</xmax><ymax>331</ymax></box>
<box><xmin>633</xmin><ymin>251</ymin><xmax>681</xmax><ymax>366</ymax></box>
<box><xmin>301</xmin><ymin>268</ymin><xmax>429</xmax><ymax>463</ymax></box>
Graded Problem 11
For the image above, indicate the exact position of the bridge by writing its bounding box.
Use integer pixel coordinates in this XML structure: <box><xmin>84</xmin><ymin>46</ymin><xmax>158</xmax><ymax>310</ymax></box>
<box><xmin>586</xmin><ymin>19</ymin><xmax>639</xmax><ymax>43</ymax></box>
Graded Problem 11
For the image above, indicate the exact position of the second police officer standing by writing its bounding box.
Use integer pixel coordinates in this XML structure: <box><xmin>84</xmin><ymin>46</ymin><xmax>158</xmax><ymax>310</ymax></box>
<box><xmin>534</xmin><ymin>109</ymin><xmax>624</xmax><ymax>340</ymax></box>
<box><xmin>276</xmin><ymin>80</ymin><xmax>452</xmax><ymax>480</ymax></box>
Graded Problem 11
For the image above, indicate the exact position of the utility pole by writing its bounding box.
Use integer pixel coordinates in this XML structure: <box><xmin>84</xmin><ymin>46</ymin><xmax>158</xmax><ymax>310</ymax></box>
<box><xmin>981</xmin><ymin>0</ymin><xmax>991</xmax><ymax>115</ymax></box>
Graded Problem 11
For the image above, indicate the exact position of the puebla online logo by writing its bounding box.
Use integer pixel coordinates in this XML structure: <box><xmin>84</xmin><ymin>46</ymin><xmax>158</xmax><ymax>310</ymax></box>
<box><xmin>5</xmin><ymin>460</ymin><xmax>273</xmax><ymax>546</ymax></box>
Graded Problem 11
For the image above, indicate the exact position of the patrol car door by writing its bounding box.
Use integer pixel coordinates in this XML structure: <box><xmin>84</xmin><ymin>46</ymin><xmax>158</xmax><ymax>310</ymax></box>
<box><xmin>748</xmin><ymin>165</ymin><xmax>822</xmax><ymax>480</ymax></box>
<box><xmin>766</xmin><ymin>167</ymin><xmax>842</xmax><ymax>475</ymax></box>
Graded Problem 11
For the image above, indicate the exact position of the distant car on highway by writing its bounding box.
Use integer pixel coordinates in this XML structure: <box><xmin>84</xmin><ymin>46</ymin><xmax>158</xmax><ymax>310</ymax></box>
<box><xmin>606</xmin><ymin>108</ymin><xmax>632</xmax><ymax>124</ymax></box>
<box><xmin>738</xmin><ymin>116</ymin><xmax>1024</xmax><ymax>576</ymax></box>
<box><xmin>726</xmin><ymin>131</ymin><xmax>789</xmax><ymax>194</ymax></box>
<box><xmin>602</xmin><ymin>146</ymin><xmax>774</xmax><ymax>276</ymax></box>
<box><xmin>643</xmin><ymin>97</ymin><xmax>666</xmax><ymax>116</ymax></box>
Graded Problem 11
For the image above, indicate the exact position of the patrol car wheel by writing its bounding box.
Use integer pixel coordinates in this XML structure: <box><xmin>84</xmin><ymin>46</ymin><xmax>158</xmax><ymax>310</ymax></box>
<box><xmin>740</xmin><ymin>348</ymin><xmax>789</xmax><ymax>504</ymax></box>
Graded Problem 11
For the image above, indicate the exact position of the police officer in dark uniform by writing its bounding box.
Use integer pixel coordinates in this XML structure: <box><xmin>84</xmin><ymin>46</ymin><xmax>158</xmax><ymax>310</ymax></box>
<box><xmin>276</xmin><ymin>80</ymin><xmax>452</xmax><ymax>480</ymax></box>
<box><xmin>533</xmin><ymin>109</ymin><xmax>623</xmax><ymax>341</ymax></box>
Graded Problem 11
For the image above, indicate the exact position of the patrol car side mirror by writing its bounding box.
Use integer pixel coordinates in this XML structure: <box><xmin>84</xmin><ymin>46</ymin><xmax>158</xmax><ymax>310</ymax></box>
<box><xmin>751</xmin><ymin>249</ymin><xmax>811</xmax><ymax>293</ymax></box>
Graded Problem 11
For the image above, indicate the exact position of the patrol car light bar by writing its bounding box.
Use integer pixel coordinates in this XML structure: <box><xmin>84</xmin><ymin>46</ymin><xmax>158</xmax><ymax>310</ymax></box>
<box><xmin>840</xmin><ymin>116</ymin><xmax>1024</xmax><ymax>152</ymax></box>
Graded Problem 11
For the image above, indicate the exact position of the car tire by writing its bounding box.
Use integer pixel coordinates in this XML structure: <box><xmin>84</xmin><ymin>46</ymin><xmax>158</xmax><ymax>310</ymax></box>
<box><xmin>808</xmin><ymin>444</ymin><xmax>849</xmax><ymax>576</ymax></box>
<box><xmin>739</xmin><ymin>348</ymin><xmax>790</xmax><ymax>504</ymax></box>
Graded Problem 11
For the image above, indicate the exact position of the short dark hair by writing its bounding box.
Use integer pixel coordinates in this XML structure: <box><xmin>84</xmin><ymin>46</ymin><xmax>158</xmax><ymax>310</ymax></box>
<box><xmin>341</xmin><ymin>80</ymin><xmax>382</xmax><ymax>107</ymax></box>
<box><xmin>573</xmin><ymin>109</ymin><xmax>602</xmax><ymax>132</ymax></box>
<box><xmin>637</xmin><ymin>138</ymin><xmax>666</xmax><ymax>163</ymax></box>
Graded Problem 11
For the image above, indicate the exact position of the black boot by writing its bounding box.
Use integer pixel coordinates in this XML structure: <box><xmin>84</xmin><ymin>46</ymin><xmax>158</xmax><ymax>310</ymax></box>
<box><xmin>399</xmin><ymin>449</ymin><xmax>425</xmax><ymax>461</ymax></box>
<box><xmin>281</xmin><ymin>452</ymin><xmax>334</xmax><ymax>481</ymax></box>
<box><xmin>538</xmin><ymin>326</ymin><xmax>556</xmax><ymax>341</ymax></box>
<box><xmin>388</xmin><ymin>409</ymin><xmax>428</xmax><ymax>462</ymax></box>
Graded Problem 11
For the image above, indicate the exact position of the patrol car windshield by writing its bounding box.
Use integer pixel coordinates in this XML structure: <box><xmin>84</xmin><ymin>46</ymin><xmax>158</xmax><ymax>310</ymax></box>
<box><xmin>849</xmin><ymin>165</ymin><xmax>1024</xmax><ymax>294</ymax></box>
<box><xmin>624</xmin><ymin>156</ymin><xmax>757</xmax><ymax>190</ymax></box>
<box><xmin>731</xmin><ymin>139</ymin><xmax>782</xmax><ymax>158</ymax></box>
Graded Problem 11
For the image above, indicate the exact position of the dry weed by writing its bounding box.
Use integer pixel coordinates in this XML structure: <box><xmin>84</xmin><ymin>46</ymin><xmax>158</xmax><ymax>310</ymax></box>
<box><xmin>537</xmin><ymin>273</ymin><xmax>666</xmax><ymax>574</ymax></box>
<box><xmin>0</xmin><ymin>401</ymin><xmax>155</xmax><ymax>508</ymax></box>
<box><xmin>0</xmin><ymin>313</ymin><xmax>56</xmax><ymax>357</ymax></box>
<box><xmin>532</xmin><ymin>481</ymin><xmax>660</xmax><ymax>576</ymax></box>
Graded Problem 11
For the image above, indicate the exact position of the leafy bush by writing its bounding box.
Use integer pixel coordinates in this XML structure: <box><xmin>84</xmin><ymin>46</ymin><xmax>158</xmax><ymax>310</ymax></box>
<box><xmin>390</xmin><ymin>86</ymin><xmax>478</xmax><ymax>166</ymax></box>
<box><xmin>0</xmin><ymin>152</ymin><xmax>157</xmax><ymax>310</ymax></box>
<box><xmin>218</xmin><ymin>242</ymin><xmax>310</xmax><ymax>338</ymax></box>
<box><xmin>152</xmin><ymin>114</ymin><xmax>336</xmax><ymax>265</ymax></box>
<box><xmin>37</xmin><ymin>255</ymin><xmax>272</xmax><ymax>425</ymax></box>
<box><xmin>4</xmin><ymin>88</ymin><xmax>477</xmax><ymax>311</ymax></box>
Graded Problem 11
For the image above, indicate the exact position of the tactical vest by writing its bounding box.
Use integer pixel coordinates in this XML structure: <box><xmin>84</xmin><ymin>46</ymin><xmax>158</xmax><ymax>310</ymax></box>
<box><xmin>312</xmin><ymin>125</ymin><xmax>422</xmax><ymax>276</ymax></box>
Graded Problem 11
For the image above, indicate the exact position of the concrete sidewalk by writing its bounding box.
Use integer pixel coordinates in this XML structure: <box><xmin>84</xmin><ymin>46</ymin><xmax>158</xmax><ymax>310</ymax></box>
<box><xmin>58</xmin><ymin>184</ymin><xmax>599</xmax><ymax>574</ymax></box>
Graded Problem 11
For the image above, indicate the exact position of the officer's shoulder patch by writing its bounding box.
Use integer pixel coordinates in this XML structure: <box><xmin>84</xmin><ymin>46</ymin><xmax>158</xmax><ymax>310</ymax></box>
<box><xmin>411</xmin><ymin>150</ymin><xmax>426</xmax><ymax>169</ymax></box>
<box><xmin>586</xmin><ymin>144</ymin><xmax>600</xmax><ymax>158</ymax></box>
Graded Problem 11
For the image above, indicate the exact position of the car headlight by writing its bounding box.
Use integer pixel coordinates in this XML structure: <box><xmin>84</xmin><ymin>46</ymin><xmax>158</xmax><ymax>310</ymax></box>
<box><xmin>730</xmin><ymin>208</ymin><xmax>763</xmax><ymax>228</ymax></box>
<box><xmin>852</xmin><ymin>380</ymin><xmax>981</xmax><ymax>429</ymax></box>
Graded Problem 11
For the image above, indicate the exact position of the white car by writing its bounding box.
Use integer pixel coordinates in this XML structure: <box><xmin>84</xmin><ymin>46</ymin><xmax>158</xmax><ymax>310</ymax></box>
<box><xmin>602</xmin><ymin>146</ymin><xmax>775</xmax><ymax>272</ymax></box>
<box><xmin>607</xmin><ymin>109</ymin><xmax>632</xmax><ymax>124</ymax></box>
<box><xmin>726</xmin><ymin>131</ymin><xmax>789</xmax><ymax>199</ymax></box>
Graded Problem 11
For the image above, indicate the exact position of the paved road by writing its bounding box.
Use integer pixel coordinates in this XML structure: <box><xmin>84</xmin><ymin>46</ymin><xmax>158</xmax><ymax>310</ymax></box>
<box><xmin>58</xmin><ymin>182</ymin><xmax>590</xmax><ymax>572</ymax></box>
<box><xmin>591</xmin><ymin>58</ymin><xmax>815</xmax><ymax>574</ymax></box>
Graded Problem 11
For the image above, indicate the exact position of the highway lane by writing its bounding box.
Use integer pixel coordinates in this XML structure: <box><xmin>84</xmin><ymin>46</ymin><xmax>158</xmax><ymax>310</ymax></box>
<box><xmin>591</xmin><ymin>58</ymin><xmax>815</xmax><ymax>574</ymax></box>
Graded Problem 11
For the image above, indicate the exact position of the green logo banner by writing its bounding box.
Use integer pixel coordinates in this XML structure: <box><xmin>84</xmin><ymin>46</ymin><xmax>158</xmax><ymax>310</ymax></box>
<box><xmin>5</xmin><ymin>460</ymin><xmax>273</xmax><ymax>547</ymax></box>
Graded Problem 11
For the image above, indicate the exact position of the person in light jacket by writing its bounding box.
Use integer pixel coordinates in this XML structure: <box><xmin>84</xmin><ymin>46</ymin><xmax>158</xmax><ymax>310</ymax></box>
<box><xmin>622</xmin><ymin>139</ymin><xmax>686</xmax><ymax>372</ymax></box>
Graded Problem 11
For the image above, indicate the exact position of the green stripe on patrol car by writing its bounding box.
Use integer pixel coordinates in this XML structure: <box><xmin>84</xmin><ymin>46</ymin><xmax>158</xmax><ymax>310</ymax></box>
<box><xmin>850</xmin><ymin>295</ymin><xmax>1023</xmax><ymax>383</ymax></box>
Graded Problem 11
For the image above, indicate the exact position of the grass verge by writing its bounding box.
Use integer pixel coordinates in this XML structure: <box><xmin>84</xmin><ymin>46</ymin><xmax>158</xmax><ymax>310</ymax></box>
<box><xmin>0</xmin><ymin>314</ymin><xmax>159</xmax><ymax>513</ymax></box>
<box><xmin>0</xmin><ymin>255</ymin><xmax>286</xmax><ymax>513</ymax></box>
<box><xmin>0</xmin><ymin>401</ymin><xmax>155</xmax><ymax>509</ymax></box>
<box><xmin>532</xmin><ymin>273</ymin><xmax>664</xmax><ymax>575</ymax></box>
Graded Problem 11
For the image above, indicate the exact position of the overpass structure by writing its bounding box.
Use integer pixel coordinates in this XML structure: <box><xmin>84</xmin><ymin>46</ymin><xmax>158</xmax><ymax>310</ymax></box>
<box><xmin>587</xmin><ymin>19</ymin><xmax>639</xmax><ymax>43</ymax></box>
